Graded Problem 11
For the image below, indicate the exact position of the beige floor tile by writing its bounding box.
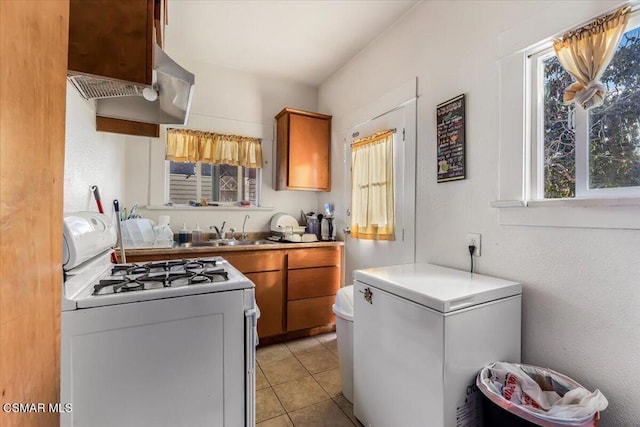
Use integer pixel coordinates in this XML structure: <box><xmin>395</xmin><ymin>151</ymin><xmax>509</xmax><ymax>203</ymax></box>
<box><xmin>288</xmin><ymin>399</ymin><xmax>355</xmax><ymax>427</ymax></box>
<box><xmin>261</xmin><ymin>357</ymin><xmax>310</xmax><ymax>386</ymax></box>
<box><xmin>258</xmin><ymin>343</ymin><xmax>294</xmax><ymax>366</ymax></box>
<box><xmin>323</xmin><ymin>339</ymin><xmax>339</xmax><ymax>356</ymax></box>
<box><xmin>332</xmin><ymin>394</ymin><xmax>361</xmax><ymax>426</ymax></box>
<box><xmin>256</xmin><ymin>365</ymin><xmax>270</xmax><ymax>390</ymax></box>
<box><xmin>272</xmin><ymin>376</ymin><xmax>330</xmax><ymax>413</ymax></box>
<box><xmin>257</xmin><ymin>414</ymin><xmax>294</xmax><ymax>427</ymax></box>
<box><xmin>313</xmin><ymin>368</ymin><xmax>341</xmax><ymax>397</ymax></box>
<box><xmin>285</xmin><ymin>337</ymin><xmax>324</xmax><ymax>355</ymax></box>
<box><xmin>297</xmin><ymin>348</ymin><xmax>339</xmax><ymax>374</ymax></box>
<box><xmin>256</xmin><ymin>387</ymin><xmax>286</xmax><ymax>423</ymax></box>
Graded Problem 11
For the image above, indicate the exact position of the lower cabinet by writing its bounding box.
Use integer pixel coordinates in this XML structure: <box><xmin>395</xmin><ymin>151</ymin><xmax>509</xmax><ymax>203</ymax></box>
<box><xmin>124</xmin><ymin>245</ymin><xmax>343</xmax><ymax>340</ymax></box>
<box><xmin>287</xmin><ymin>296</ymin><xmax>337</xmax><ymax>331</ymax></box>
<box><xmin>223</xmin><ymin>251</ymin><xmax>286</xmax><ymax>339</ymax></box>
<box><xmin>246</xmin><ymin>271</ymin><xmax>284</xmax><ymax>338</ymax></box>
<box><xmin>286</xmin><ymin>246</ymin><xmax>342</xmax><ymax>332</ymax></box>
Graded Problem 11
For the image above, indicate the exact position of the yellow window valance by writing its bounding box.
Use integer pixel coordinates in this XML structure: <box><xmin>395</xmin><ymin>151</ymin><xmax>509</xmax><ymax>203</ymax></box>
<box><xmin>351</xmin><ymin>130</ymin><xmax>395</xmax><ymax>241</ymax></box>
<box><xmin>166</xmin><ymin>128</ymin><xmax>263</xmax><ymax>168</ymax></box>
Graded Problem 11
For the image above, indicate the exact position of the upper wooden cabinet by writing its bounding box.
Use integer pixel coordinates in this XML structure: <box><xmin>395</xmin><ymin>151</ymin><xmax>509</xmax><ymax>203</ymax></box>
<box><xmin>276</xmin><ymin>108</ymin><xmax>332</xmax><ymax>191</ymax></box>
<box><xmin>68</xmin><ymin>0</ymin><xmax>154</xmax><ymax>85</ymax></box>
<box><xmin>68</xmin><ymin>0</ymin><xmax>160</xmax><ymax>137</ymax></box>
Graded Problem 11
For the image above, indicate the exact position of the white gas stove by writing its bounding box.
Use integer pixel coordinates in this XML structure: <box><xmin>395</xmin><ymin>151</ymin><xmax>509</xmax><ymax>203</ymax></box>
<box><xmin>61</xmin><ymin>212</ymin><xmax>257</xmax><ymax>427</ymax></box>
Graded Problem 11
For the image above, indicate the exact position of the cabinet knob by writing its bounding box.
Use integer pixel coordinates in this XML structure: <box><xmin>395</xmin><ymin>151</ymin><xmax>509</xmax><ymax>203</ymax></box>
<box><xmin>343</xmin><ymin>227</ymin><xmax>351</xmax><ymax>234</ymax></box>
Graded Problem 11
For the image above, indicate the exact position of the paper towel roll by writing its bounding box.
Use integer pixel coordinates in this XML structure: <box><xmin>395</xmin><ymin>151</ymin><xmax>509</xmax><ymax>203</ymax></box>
<box><xmin>159</xmin><ymin>215</ymin><xmax>170</xmax><ymax>226</ymax></box>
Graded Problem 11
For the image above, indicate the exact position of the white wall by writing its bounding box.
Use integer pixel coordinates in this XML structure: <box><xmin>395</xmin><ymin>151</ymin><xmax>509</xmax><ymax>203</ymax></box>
<box><xmin>64</xmin><ymin>82</ymin><xmax>127</xmax><ymax>214</ymax></box>
<box><xmin>128</xmin><ymin>59</ymin><xmax>323</xmax><ymax>233</ymax></box>
<box><xmin>319</xmin><ymin>1</ymin><xmax>640</xmax><ymax>425</ymax></box>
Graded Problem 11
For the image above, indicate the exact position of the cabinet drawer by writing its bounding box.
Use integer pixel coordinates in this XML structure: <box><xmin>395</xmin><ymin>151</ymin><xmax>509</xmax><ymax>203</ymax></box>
<box><xmin>287</xmin><ymin>296</ymin><xmax>335</xmax><ymax>331</ymax></box>
<box><xmin>246</xmin><ymin>271</ymin><xmax>284</xmax><ymax>338</ymax></box>
<box><xmin>288</xmin><ymin>266</ymin><xmax>340</xmax><ymax>300</ymax></box>
<box><xmin>223</xmin><ymin>250</ymin><xmax>285</xmax><ymax>274</ymax></box>
<box><xmin>288</xmin><ymin>247</ymin><xmax>340</xmax><ymax>269</ymax></box>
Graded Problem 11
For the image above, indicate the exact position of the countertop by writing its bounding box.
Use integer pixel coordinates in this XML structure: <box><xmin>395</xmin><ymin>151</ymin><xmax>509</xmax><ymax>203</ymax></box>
<box><xmin>124</xmin><ymin>240</ymin><xmax>344</xmax><ymax>257</ymax></box>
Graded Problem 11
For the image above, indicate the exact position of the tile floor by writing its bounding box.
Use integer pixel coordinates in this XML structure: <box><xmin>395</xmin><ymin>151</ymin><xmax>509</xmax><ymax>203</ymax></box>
<box><xmin>256</xmin><ymin>332</ymin><xmax>362</xmax><ymax>426</ymax></box>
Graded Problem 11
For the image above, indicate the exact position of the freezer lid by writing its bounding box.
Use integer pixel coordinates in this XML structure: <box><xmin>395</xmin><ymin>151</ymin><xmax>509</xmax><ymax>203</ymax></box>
<box><xmin>353</xmin><ymin>263</ymin><xmax>522</xmax><ymax>313</ymax></box>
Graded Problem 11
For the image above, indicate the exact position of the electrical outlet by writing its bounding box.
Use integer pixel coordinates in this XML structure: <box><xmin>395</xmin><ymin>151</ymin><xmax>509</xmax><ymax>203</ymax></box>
<box><xmin>467</xmin><ymin>233</ymin><xmax>481</xmax><ymax>257</ymax></box>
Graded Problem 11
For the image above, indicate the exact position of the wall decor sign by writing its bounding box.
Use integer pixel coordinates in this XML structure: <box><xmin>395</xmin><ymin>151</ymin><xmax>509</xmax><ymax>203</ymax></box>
<box><xmin>436</xmin><ymin>94</ymin><xmax>465</xmax><ymax>182</ymax></box>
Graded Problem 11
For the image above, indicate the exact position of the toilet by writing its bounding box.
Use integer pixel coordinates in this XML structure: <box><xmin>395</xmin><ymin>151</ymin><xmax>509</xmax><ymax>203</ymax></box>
<box><xmin>332</xmin><ymin>285</ymin><xmax>354</xmax><ymax>403</ymax></box>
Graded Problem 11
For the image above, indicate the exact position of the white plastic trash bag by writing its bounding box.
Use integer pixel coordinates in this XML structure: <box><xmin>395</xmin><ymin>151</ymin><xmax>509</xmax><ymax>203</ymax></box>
<box><xmin>477</xmin><ymin>362</ymin><xmax>607</xmax><ymax>426</ymax></box>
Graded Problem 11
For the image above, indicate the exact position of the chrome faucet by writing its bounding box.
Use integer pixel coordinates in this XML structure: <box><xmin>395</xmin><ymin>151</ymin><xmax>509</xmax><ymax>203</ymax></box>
<box><xmin>210</xmin><ymin>221</ymin><xmax>226</xmax><ymax>239</ymax></box>
<box><xmin>241</xmin><ymin>214</ymin><xmax>250</xmax><ymax>240</ymax></box>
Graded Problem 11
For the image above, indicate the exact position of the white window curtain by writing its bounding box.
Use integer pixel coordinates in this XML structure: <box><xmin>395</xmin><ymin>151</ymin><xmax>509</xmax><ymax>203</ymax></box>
<box><xmin>351</xmin><ymin>130</ymin><xmax>395</xmax><ymax>240</ymax></box>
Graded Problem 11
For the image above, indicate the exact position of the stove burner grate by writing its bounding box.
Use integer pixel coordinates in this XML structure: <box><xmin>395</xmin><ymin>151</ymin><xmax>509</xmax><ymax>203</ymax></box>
<box><xmin>93</xmin><ymin>262</ymin><xmax>229</xmax><ymax>295</ymax></box>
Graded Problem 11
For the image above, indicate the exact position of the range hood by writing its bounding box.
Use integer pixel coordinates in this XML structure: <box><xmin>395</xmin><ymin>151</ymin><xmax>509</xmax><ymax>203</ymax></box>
<box><xmin>68</xmin><ymin>45</ymin><xmax>195</xmax><ymax>126</ymax></box>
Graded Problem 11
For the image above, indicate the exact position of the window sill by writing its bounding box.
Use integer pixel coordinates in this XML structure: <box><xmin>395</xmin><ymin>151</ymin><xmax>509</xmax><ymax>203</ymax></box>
<box><xmin>491</xmin><ymin>198</ymin><xmax>640</xmax><ymax>230</ymax></box>
<box><xmin>145</xmin><ymin>205</ymin><xmax>275</xmax><ymax>212</ymax></box>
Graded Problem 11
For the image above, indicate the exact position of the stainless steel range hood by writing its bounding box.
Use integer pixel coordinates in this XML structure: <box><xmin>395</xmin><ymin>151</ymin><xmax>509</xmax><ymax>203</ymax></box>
<box><xmin>68</xmin><ymin>45</ymin><xmax>195</xmax><ymax>126</ymax></box>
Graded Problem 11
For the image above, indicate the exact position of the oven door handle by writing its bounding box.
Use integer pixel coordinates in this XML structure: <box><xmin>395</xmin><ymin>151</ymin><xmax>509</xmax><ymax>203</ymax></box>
<box><xmin>245</xmin><ymin>308</ymin><xmax>257</xmax><ymax>427</ymax></box>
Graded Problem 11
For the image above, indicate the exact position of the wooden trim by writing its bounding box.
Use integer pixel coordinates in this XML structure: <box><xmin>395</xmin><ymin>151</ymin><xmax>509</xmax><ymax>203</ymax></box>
<box><xmin>276</xmin><ymin>107</ymin><xmax>332</xmax><ymax>121</ymax></box>
<box><xmin>0</xmin><ymin>2</ymin><xmax>69</xmax><ymax>426</ymax></box>
<box><xmin>96</xmin><ymin>116</ymin><xmax>160</xmax><ymax>137</ymax></box>
<box><xmin>275</xmin><ymin>111</ymin><xmax>289</xmax><ymax>191</ymax></box>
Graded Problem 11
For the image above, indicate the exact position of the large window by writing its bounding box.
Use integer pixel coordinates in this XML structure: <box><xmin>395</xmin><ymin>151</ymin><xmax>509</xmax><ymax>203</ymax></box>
<box><xmin>168</xmin><ymin>161</ymin><xmax>260</xmax><ymax>205</ymax></box>
<box><xmin>530</xmin><ymin>21</ymin><xmax>640</xmax><ymax>200</ymax></box>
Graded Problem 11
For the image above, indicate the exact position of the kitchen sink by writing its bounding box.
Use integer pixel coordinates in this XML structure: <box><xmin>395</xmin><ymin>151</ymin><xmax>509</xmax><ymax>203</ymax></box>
<box><xmin>180</xmin><ymin>239</ymin><xmax>277</xmax><ymax>248</ymax></box>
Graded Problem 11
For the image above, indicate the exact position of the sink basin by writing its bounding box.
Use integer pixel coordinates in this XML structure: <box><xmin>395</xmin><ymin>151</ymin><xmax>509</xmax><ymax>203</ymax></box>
<box><xmin>180</xmin><ymin>239</ymin><xmax>277</xmax><ymax>248</ymax></box>
<box><xmin>179</xmin><ymin>241</ymin><xmax>226</xmax><ymax>248</ymax></box>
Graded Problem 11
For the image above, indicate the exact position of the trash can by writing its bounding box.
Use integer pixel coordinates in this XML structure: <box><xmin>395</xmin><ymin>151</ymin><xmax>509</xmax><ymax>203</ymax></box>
<box><xmin>477</xmin><ymin>362</ymin><xmax>607</xmax><ymax>427</ymax></box>
<box><xmin>332</xmin><ymin>285</ymin><xmax>354</xmax><ymax>403</ymax></box>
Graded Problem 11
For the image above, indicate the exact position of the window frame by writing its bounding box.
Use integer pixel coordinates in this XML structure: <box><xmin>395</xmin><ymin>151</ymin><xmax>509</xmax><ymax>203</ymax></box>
<box><xmin>528</xmin><ymin>14</ymin><xmax>640</xmax><ymax>201</ymax></box>
<box><xmin>494</xmin><ymin>6</ymin><xmax>640</xmax><ymax>230</ymax></box>
<box><xmin>164</xmin><ymin>160</ymin><xmax>262</xmax><ymax>206</ymax></box>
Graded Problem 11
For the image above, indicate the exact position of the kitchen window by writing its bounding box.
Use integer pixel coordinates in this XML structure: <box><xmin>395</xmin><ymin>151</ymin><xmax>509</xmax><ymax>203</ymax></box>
<box><xmin>164</xmin><ymin>128</ymin><xmax>263</xmax><ymax>206</ymax></box>
<box><xmin>168</xmin><ymin>161</ymin><xmax>260</xmax><ymax>205</ymax></box>
<box><xmin>529</xmin><ymin>18</ymin><xmax>640</xmax><ymax>200</ymax></box>
<box><xmin>494</xmin><ymin>6</ymin><xmax>640</xmax><ymax>229</ymax></box>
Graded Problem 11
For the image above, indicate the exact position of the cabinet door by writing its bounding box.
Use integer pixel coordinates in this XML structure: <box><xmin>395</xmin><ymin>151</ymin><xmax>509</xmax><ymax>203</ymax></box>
<box><xmin>287</xmin><ymin>296</ymin><xmax>335</xmax><ymax>332</ymax></box>
<box><xmin>288</xmin><ymin>266</ymin><xmax>340</xmax><ymax>300</ymax></box>
<box><xmin>288</xmin><ymin>113</ymin><xmax>331</xmax><ymax>190</ymax></box>
<box><xmin>288</xmin><ymin>246</ymin><xmax>340</xmax><ymax>269</ymax></box>
<box><xmin>68</xmin><ymin>0</ymin><xmax>154</xmax><ymax>84</ymax></box>
<box><xmin>246</xmin><ymin>271</ymin><xmax>284</xmax><ymax>338</ymax></box>
<box><xmin>224</xmin><ymin>250</ymin><xmax>284</xmax><ymax>274</ymax></box>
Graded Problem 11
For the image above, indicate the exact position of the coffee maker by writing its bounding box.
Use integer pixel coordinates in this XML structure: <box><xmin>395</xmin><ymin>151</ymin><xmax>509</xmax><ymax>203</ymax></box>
<box><xmin>321</xmin><ymin>203</ymin><xmax>335</xmax><ymax>241</ymax></box>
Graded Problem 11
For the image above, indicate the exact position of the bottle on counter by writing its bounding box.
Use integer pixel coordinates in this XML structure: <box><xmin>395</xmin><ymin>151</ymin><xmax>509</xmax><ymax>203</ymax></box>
<box><xmin>178</xmin><ymin>223</ymin><xmax>191</xmax><ymax>245</ymax></box>
<box><xmin>192</xmin><ymin>224</ymin><xmax>203</xmax><ymax>243</ymax></box>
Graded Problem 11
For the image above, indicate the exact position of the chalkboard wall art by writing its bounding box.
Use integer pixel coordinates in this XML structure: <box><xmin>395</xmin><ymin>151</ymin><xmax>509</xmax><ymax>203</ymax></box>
<box><xmin>436</xmin><ymin>94</ymin><xmax>466</xmax><ymax>183</ymax></box>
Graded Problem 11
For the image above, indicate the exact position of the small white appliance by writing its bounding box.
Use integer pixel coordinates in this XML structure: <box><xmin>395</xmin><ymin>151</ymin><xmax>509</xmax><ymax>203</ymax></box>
<box><xmin>353</xmin><ymin>263</ymin><xmax>522</xmax><ymax>427</ymax></box>
<box><xmin>61</xmin><ymin>212</ymin><xmax>257</xmax><ymax>427</ymax></box>
<box><xmin>332</xmin><ymin>285</ymin><xmax>354</xmax><ymax>403</ymax></box>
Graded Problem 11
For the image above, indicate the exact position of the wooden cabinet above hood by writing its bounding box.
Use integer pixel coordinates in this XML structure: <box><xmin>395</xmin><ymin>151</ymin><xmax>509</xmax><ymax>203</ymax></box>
<box><xmin>67</xmin><ymin>0</ymin><xmax>194</xmax><ymax>138</ymax></box>
<box><xmin>68</xmin><ymin>0</ymin><xmax>154</xmax><ymax>86</ymax></box>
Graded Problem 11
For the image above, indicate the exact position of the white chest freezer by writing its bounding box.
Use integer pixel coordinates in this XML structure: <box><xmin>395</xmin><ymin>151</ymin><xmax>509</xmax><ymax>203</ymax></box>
<box><xmin>353</xmin><ymin>263</ymin><xmax>522</xmax><ymax>427</ymax></box>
